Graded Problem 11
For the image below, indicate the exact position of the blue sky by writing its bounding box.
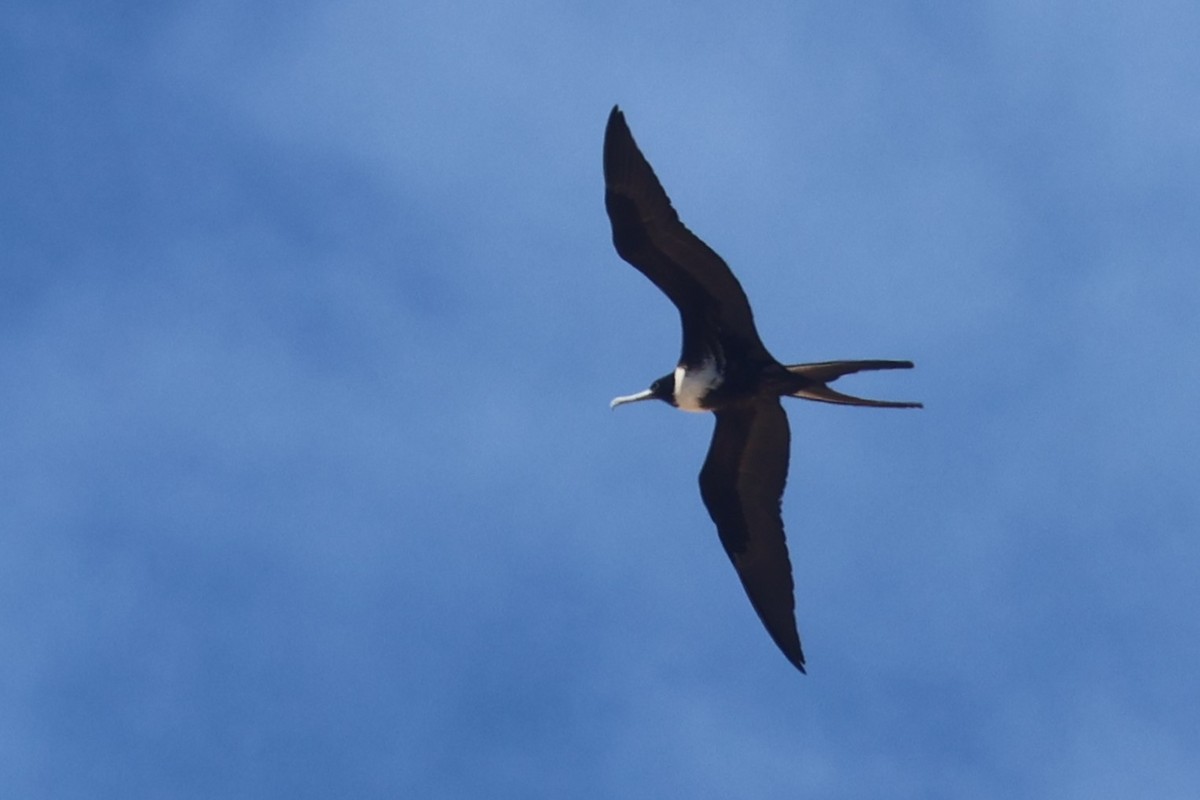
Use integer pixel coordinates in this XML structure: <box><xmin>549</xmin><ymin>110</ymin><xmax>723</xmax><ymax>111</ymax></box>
<box><xmin>3</xmin><ymin>1</ymin><xmax>1199</xmax><ymax>797</ymax></box>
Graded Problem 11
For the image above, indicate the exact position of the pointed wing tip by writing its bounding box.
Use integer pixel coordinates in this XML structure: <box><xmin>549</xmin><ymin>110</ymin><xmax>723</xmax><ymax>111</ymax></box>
<box><xmin>604</xmin><ymin>108</ymin><xmax>634</xmax><ymax>164</ymax></box>
<box><xmin>780</xmin><ymin>641</ymin><xmax>807</xmax><ymax>673</ymax></box>
<box><xmin>779</xmin><ymin>635</ymin><xmax>807</xmax><ymax>674</ymax></box>
<box><xmin>606</xmin><ymin>105</ymin><xmax>626</xmax><ymax>132</ymax></box>
<box><xmin>766</xmin><ymin>628</ymin><xmax>806</xmax><ymax>673</ymax></box>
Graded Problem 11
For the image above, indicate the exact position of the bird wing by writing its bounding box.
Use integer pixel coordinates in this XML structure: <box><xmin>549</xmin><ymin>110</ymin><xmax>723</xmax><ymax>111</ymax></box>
<box><xmin>698</xmin><ymin>400</ymin><xmax>805</xmax><ymax>672</ymax></box>
<box><xmin>603</xmin><ymin>106</ymin><xmax>771</xmax><ymax>364</ymax></box>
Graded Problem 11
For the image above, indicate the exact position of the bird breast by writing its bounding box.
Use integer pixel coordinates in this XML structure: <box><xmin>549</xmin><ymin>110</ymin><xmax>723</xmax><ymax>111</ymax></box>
<box><xmin>674</xmin><ymin>360</ymin><xmax>722</xmax><ymax>412</ymax></box>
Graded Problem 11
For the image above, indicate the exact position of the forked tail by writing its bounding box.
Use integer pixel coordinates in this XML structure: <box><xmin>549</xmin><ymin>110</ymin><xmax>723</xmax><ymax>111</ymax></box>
<box><xmin>785</xmin><ymin>360</ymin><xmax>922</xmax><ymax>408</ymax></box>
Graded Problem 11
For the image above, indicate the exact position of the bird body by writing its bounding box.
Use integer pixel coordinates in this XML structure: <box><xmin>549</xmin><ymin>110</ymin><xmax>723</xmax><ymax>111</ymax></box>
<box><xmin>673</xmin><ymin>361</ymin><xmax>721</xmax><ymax>412</ymax></box>
<box><xmin>603</xmin><ymin>106</ymin><xmax>920</xmax><ymax>673</ymax></box>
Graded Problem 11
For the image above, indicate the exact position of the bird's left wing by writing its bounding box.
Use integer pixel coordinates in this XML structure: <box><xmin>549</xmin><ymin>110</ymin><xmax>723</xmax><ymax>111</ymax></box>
<box><xmin>603</xmin><ymin>106</ymin><xmax>771</xmax><ymax>364</ymax></box>
<box><xmin>699</xmin><ymin>400</ymin><xmax>805</xmax><ymax>672</ymax></box>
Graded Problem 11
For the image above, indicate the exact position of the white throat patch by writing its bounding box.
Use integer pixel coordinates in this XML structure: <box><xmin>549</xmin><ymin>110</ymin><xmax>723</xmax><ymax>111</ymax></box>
<box><xmin>674</xmin><ymin>360</ymin><xmax>721</xmax><ymax>412</ymax></box>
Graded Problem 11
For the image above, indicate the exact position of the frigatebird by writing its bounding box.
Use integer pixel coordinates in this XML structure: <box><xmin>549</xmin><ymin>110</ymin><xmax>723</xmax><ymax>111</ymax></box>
<box><xmin>604</xmin><ymin>106</ymin><xmax>921</xmax><ymax>673</ymax></box>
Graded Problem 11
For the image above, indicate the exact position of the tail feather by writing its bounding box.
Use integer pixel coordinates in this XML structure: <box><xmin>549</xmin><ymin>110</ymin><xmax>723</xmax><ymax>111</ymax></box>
<box><xmin>785</xmin><ymin>360</ymin><xmax>922</xmax><ymax>409</ymax></box>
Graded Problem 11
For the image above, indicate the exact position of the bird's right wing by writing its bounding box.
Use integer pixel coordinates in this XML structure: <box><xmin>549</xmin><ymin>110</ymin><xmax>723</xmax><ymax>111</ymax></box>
<box><xmin>603</xmin><ymin>106</ymin><xmax>771</xmax><ymax>363</ymax></box>
<box><xmin>699</xmin><ymin>400</ymin><xmax>805</xmax><ymax>672</ymax></box>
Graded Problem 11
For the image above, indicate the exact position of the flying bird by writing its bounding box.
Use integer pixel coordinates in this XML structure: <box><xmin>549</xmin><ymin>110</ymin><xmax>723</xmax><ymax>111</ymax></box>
<box><xmin>603</xmin><ymin>106</ymin><xmax>921</xmax><ymax>673</ymax></box>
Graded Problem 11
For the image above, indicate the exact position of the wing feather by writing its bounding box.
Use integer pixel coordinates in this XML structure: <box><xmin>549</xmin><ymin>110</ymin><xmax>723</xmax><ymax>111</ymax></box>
<box><xmin>603</xmin><ymin>106</ymin><xmax>770</xmax><ymax>363</ymax></box>
<box><xmin>699</xmin><ymin>401</ymin><xmax>805</xmax><ymax>671</ymax></box>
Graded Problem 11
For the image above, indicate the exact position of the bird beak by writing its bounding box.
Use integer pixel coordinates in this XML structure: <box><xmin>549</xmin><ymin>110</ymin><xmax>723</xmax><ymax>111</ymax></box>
<box><xmin>610</xmin><ymin>389</ymin><xmax>655</xmax><ymax>409</ymax></box>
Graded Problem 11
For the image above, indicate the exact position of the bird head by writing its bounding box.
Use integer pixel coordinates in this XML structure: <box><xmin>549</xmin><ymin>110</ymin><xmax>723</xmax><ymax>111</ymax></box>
<box><xmin>610</xmin><ymin>373</ymin><xmax>676</xmax><ymax>409</ymax></box>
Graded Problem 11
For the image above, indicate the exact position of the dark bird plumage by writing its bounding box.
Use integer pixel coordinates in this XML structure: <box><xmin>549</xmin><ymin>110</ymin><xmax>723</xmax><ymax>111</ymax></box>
<box><xmin>603</xmin><ymin>106</ymin><xmax>921</xmax><ymax>673</ymax></box>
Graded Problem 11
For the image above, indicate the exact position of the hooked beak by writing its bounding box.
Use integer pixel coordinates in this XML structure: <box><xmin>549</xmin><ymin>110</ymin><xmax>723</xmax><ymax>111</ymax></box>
<box><xmin>610</xmin><ymin>389</ymin><xmax>655</xmax><ymax>409</ymax></box>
